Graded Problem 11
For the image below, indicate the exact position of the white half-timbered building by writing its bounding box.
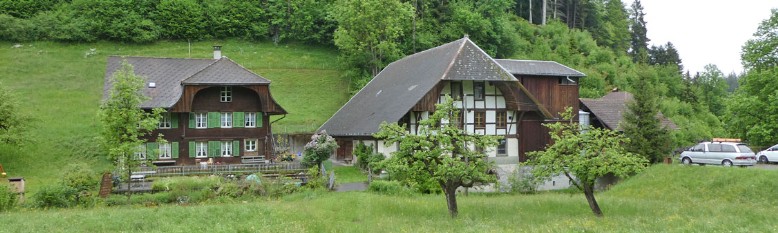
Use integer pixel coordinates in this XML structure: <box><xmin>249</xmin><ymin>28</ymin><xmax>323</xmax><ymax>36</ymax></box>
<box><xmin>319</xmin><ymin>37</ymin><xmax>584</xmax><ymax>164</ymax></box>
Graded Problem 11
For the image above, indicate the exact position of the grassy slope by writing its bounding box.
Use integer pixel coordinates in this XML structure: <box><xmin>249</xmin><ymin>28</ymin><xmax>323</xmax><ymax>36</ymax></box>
<box><xmin>1</xmin><ymin>165</ymin><xmax>777</xmax><ymax>232</ymax></box>
<box><xmin>0</xmin><ymin>41</ymin><xmax>348</xmax><ymax>193</ymax></box>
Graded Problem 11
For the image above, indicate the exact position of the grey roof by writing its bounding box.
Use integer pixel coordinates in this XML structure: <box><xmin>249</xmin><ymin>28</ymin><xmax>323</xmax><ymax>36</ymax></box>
<box><xmin>495</xmin><ymin>59</ymin><xmax>585</xmax><ymax>77</ymax></box>
<box><xmin>319</xmin><ymin>37</ymin><xmax>518</xmax><ymax>137</ymax></box>
<box><xmin>103</xmin><ymin>56</ymin><xmax>271</xmax><ymax>109</ymax></box>
<box><xmin>183</xmin><ymin>58</ymin><xmax>270</xmax><ymax>84</ymax></box>
<box><xmin>580</xmin><ymin>91</ymin><xmax>678</xmax><ymax>131</ymax></box>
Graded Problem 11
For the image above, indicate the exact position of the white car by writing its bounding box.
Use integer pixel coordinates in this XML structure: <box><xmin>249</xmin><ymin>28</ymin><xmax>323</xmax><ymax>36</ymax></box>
<box><xmin>756</xmin><ymin>144</ymin><xmax>778</xmax><ymax>164</ymax></box>
<box><xmin>680</xmin><ymin>141</ymin><xmax>757</xmax><ymax>167</ymax></box>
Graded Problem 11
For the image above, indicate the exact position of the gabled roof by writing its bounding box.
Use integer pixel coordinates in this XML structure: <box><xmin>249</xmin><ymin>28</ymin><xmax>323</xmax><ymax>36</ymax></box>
<box><xmin>495</xmin><ymin>59</ymin><xmax>585</xmax><ymax>77</ymax></box>
<box><xmin>580</xmin><ymin>91</ymin><xmax>678</xmax><ymax>131</ymax></box>
<box><xmin>319</xmin><ymin>37</ymin><xmax>521</xmax><ymax>137</ymax></box>
<box><xmin>103</xmin><ymin>56</ymin><xmax>271</xmax><ymax>109</ymax></box>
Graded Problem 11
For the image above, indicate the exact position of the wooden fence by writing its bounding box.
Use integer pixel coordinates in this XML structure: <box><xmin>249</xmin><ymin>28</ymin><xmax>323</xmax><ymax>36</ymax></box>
<box><xmin>128</xmin><ymin>162</ymin><xmax>307</xmax><ymax>178</ymax></box>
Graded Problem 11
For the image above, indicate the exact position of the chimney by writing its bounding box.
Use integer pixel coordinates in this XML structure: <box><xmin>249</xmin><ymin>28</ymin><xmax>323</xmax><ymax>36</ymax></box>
<box><xmin>213</xmin><ymin>45</ymin><xmax>222</xmax><ymax>59</ymax></box>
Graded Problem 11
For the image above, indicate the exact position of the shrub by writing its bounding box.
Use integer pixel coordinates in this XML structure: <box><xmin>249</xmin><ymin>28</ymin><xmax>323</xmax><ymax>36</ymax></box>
<box><xmin>0</xmin><ymin>184</ymin><xmax>17</xmax><ymax>212</ymax></box>
<box><xmin>368</xmin><ymin>180</ymin><xmax>412</xmax><ymax>196</ymax></box>
<box><xmin>506</xmin><ymin>166</ymin><xmax>540</xmax><ymax>194</ymax></box>
<box><xmin>61</xmin><ymin>163</ymin><xmax>99</xmax><ymax>192</ymax></box>
<box><xmin>217</xmin><ymin>182</ymin><xmax>243</xmax><ymax>198</ymax></box>
<box><xmin>32</xmin><ymin>185</ymin><xmax>79</xmax><ymax>208</ymax></box>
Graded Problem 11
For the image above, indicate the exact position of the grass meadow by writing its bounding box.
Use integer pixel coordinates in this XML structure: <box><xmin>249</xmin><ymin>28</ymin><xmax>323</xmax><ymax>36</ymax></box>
<box><xmin>0</xmin><ymin>40</ymin><xmax>348</xmax><ymax>194</ymax></box>
<box><xmin>1</xmin><ymin>165</ymin><xmax>777</xmax><ymax>232</ymax></box>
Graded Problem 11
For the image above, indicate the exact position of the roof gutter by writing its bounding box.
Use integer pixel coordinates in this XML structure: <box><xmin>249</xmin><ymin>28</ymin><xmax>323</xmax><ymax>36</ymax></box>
<box><xmin>271</xmin><ymin>114</ymin><xmax>286</xmax><ymax>125</ymax></box>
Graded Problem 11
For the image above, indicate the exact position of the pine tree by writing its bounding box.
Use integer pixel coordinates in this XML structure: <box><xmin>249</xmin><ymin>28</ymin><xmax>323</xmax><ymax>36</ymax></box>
<box><xmin>621</xmin><ymin>70</ymin><xmax>672</xmax><ymax>163</ymax></box>
<box><xmin>629</xmin><ymin>0</ymin><xmax>649</xmax><ymax>63</ymax></box>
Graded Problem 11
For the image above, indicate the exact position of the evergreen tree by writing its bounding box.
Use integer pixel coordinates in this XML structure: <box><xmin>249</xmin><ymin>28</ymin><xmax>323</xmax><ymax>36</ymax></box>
<box><xmin>599</xmin><ymin>0</ymin><xmax>630</xmax><ymax>54</ymax></box>
<box><xmin>629</xmin><ymin>0</ymin><xmax>649</xmax><ymax>63</ymax></box>
<box><xmin>621</xmin><ymin>69</ymin><xmax>672</xmax><ymax>163</ymax></box>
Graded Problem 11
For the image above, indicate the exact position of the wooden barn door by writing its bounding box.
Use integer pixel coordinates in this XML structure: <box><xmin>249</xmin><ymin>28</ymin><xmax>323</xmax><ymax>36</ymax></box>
<box><xmin>519</xmin><ymin>120</ymin><xmax>547</xmax><ymax>162</ymax></box>
<box><xmin>336</xmin><ymin>140</ymin><xmax>353</xmax><ymax>163</ymax></box>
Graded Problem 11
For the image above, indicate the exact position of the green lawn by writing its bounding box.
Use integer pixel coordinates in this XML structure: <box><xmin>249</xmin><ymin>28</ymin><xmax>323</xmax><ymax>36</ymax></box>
<box><xmin>1</xmin><ymin>165</ymin><xmax>777</xmax><ymax>232</ymax></box>
<box><xmin>0</xmin><ymin>40</ymin><xmax>348</xmax><ymax>194</ymax></box>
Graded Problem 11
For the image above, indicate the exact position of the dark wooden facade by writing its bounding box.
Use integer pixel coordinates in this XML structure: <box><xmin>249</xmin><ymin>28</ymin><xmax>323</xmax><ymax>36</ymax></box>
<box><xmin>145</xmin><ymin>85</ymin><xmax>282</xmax><ymax>165</ymax></box>
<box><xmin>515</xmin><ymin>75</ymin><xmax>580</xmax><ymax>161</ymax></box>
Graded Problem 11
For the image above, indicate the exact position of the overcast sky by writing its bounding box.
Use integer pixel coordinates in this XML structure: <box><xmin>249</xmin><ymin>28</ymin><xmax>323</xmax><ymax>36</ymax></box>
<box><xmin>624</xmin><ymin>0</ymin><xmax>777</xmax><ymax>75</ymax></box>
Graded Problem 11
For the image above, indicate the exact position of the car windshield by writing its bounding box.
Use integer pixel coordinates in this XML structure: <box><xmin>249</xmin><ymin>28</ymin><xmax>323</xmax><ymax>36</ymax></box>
<box><xmin>737</xmin><ymin>144</ymin><xmax>753</xmax><ymax>153</ymax></box>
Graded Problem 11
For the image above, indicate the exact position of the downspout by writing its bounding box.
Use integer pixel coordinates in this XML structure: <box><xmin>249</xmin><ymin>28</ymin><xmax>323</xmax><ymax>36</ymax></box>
<box><xmin>269</xmin><ymin>114</ymin><xmax>287</xmax><ymax>160</ymax></box>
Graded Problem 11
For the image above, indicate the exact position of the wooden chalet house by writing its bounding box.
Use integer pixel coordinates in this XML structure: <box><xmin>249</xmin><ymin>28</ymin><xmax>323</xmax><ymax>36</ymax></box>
<box><xmin>319</xmin><ymin>37</ymin><xmax>584</xmax><ymax>164</ymax></box>
<box><xmin>102</xmin><ymin>47</ymin><xmax>286</xmax><ymax>165</ymax></box>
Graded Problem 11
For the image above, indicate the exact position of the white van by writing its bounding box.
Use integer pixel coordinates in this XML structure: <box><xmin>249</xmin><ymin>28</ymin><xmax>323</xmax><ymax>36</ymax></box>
<box><xmin>680</xmin><ymin>141</ymin><xmax>756</xmax><ymax>167</ymax></box>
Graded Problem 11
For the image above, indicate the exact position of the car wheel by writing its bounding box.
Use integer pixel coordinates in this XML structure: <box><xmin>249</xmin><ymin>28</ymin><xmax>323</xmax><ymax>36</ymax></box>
<box><xmin>722</xmin><ymin>160</ymin><xmax>733</xmax><ymax>167</ymax></box>
<box><xmin>682</xmin><ymin>157</ymin><xmax>692</xmax><ymax>165</ymax></box>
<box><xmin>759</xmin><ymin>156</ymin><xmax>769</xmax><ymax>164</ymax></box>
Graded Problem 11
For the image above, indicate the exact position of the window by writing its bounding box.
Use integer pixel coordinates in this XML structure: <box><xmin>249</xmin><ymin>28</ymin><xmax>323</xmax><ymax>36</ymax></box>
<box><xmin>159</xmin><ymin>113</ymin><xmax>171</xmax><ymax>128</ymax></box>
<box><xmin>196</xmin><ymin>142</ymin><xmax>208</xmax><ymax>158</ymax></box>
<box><xmin>220</xmin><ymin>87</ymin><xmax>232</xmax><ymax>102</ymax></box>
<box><xmin>221</xmin><ymin>112</ymin><xmax>232</xmax><ymax>128</ymax></box>
<box><xmin>134</xmin><ymin>145</ymin><xmax>146</xmax><ymax>160</ymax></box>
<box><xmin>497</xmin><ymin>139</ymin><xmax>507</xmax><ymax>155</ymax></box>
<box><xmin>474</xmin><ymin>111</ymin><xmax>486</xmax><ymax>129</ymax></box>
<box><xmin>450</xmin><ymin>81</ymin><xmax>462</xmax><ymax>100</ymax></box>
<box><xmin>245</xmin><ymin>112</ymin><xmax>256</xmax><ymax>128</ymax></box>
<box><xmin>692</xmin><ymin>143</ymin><xmax>705</xmax><ymax>152</ymax></box>
<box><xmin>473</xmin><ymin>82</ymin><xmax>485</xmax><ymax>101</ymax></box>
<box><xmin>196</xmin><ymin>113</ymin><xmax>207</xmax><ymax>129</ymax></box>
<box><xmin>708</xmin><ymin>144</ymin><xmax>722</xmax><ymax>152</ymax></box>
<box><xmin>496</xmin><ymin>111</ymin><xmax>507</xmax><ymax>129</ymax></box>
<box><xmin>560</xmin><ymin>77</ymin><xmax>578</xmax><ymax>85</ymax></box>
<box><xmin>245</xmin><ymin>139</ymin><xmax>257</xmax><ymax>152</ymax></box>
<box><xmin>159</xmin><ymin>143</ymin><xmax>171</xmax><ymax>159</ymax></box>
<box><xmin>221</xmin><ymin>141</ymin><xmax>232</xmax><ymax>157</ymax></box>
<box><xmin>449</xmin><ymin>110</ymin><xmax>464</xmax><ymax>129</ymax></box>
<box><xmin>721</xmin><ymin>145</ymin><xmax>736</xmax><ymax>152</ymax></box>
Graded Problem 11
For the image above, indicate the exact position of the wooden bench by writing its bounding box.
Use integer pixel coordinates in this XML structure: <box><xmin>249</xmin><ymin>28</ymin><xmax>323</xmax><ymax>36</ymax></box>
<box><xmin>241</xmin><ymin>156</ymin><xmax>266</xmax><ymax>164</ymax></box>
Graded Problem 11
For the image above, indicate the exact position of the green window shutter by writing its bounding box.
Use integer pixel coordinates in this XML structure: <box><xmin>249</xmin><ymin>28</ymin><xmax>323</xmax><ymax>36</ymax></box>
<box><xmin>146</xmin><ymin>142</ymin><xmax>158</xmax><ymax>160</ymax></box>
<box><xmin>189</xmin><ymin>113</ymin><xmax>195</xmax><ymax>128</ymax></box>
<box><xmin>171</xmin><ymin>113</ymin><xmax>179</xmax><ymax>129</ymax></box>
<box><xmin>189</xmin><ymin>141</ymin><xmax>196</xmax><ymax>158</ymax></box>
<box><xmin>257</xmin><ymin>112</ymin><xmax>263</xmax><ymax>128</ymax></box>
<box><xmin>233</xmin><ymin>140</ymin><xmax>240</xmax><ymax>157</ymax></box>
<box><xmin>209</xmin><ymin>141</ymin><xmax>220</xmax><ymax>157</ymax></box>
<box><xmin>208</xmin><ymin>112</ymin><xmax>220</xmax><ymax>128</ymax></box>
<box><xmin>233</xmin><ymin>112</ymin><xmax>244</xmax><ymax>128</ymax></box>
<box><xmin>172</xmin><ymin>142</ymin><xmax>179</xmax><ymax>159</ymax></box>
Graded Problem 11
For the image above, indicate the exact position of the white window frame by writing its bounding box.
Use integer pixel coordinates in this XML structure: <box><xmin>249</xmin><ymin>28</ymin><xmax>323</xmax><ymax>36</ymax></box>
<box><xmin>245</xmin><ymin>139</ymin><xmax>257</xmax><ymax>152</ymax></box>
<box><xmin>159</xmin><ymin>113</ymin><xmax>172</xmax><ymax>129</ymax></box>
<box><xmin>134</xmin><ymin>145</ymin><xmax>146</xmax><ymax>160</ymax></box>
<box><xmin>159</xmin><ymin>143</ymin><xmax>172</xmax><ymax>159</ymax></box>
<box><xmin>245</xmin><ymin>112</ymin><xmax>256</xmax><ymax>128</ymax></box>
<box><xmin>196</xmin><ymin>142</ymin><xmax>208</xmax><ymax>158</ymax></box>
<box><xmin>221</xmin><ymin>141</ymin><xmax>232</xmax><ymax>157</ymax></box>
<box><xmin>196</xmin><ymin>113</ymin><xmax>207</xmax><ymax>129</ymax></box>
<box><xmin>221</xmin><ymin>112</ymin><xmax>232</xmax><ymax>128</ymax></box>
<box><xmin>220</xmin><ymin>87</ymin><xmax>232</xmax><ymax>102</ymax></box>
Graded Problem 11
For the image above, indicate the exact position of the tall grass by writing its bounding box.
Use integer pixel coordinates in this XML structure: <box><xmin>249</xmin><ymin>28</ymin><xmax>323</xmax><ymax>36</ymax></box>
<box><xmin>1</xmin><ymin>165</ymin><xmax>777</xmax><ymax>232</ymax></box>
<box><xmin>0</xmin><ymin>40</ymin><xmax>348</xmax><ymax>195</ymax></box>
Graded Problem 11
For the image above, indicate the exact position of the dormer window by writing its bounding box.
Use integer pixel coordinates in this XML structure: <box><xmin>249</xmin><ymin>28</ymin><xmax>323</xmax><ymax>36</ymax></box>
<box><xmin>220</xmin><ymin>87</ymin><xmax>232</xmax><ymax>102</ymax></box>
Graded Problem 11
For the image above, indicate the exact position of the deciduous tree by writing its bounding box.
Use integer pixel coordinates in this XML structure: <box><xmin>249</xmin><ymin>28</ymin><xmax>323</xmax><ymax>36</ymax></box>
<box><xmin>99</xmin><ymin>61</ymin><xmax>164</xmax><ymax>199</ymax></box>
<box><xmin>525</xmin><ymin>107</ymin><xmax>647</xmax><ymax>217</ymax></box>
<box><xmin>302</xmin><ymin>130</ymin><xmax>339</xmax><ymax>170</ymax></box>
<box><xmin>374</xmin><ymin>97</ymin><xmax>499</xmax><ymax>218</ymax></box>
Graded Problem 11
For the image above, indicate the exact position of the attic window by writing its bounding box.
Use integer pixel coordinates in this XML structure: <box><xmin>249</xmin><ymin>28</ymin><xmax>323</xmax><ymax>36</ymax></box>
<box><xmin>220</xmin><ymin>87</ymin><xmax>232</xmax><ymax>102</ymax></box>
<box><xmin>148</xmin><ymin>82</ymin><xmax>156</xmax><ymax>88</ymax></box>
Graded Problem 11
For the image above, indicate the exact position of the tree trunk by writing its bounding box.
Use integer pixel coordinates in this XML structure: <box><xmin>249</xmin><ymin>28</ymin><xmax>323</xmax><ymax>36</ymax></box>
<box><xmin>583</xmin><ymin>183</ymin><xmax>603</xmax><ymax>217</ymax></box>
<box><xmin>529</xmin><ymin>0</ymin><xmax>533</xmax><ymax>24</ymax></box>
<box><xmin>443</xmin><ymin>186</ymin><xmax>459</xmax><ymax>218</ymax></box>
<box><xmin>126</xmin><ymin>162</ymin><xmax>132</xmax><ymax>201</ymax></box>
